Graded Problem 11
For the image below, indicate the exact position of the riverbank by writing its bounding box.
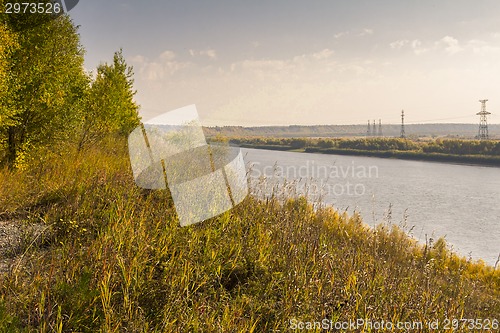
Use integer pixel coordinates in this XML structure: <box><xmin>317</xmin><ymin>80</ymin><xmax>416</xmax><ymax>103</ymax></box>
<box><xmin>235</xmin><ymin>142</ymin><xmax>500</xmax><ymax>167</ymax></box>
<box><xmin>0</xmin><ymin>138</ymin><xmax>499</xmax><ymax>331</ymax></box>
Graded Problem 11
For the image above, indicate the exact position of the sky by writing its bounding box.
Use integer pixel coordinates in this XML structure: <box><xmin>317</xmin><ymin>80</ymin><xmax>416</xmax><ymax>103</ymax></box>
<box><xmin>70</xmin><ymin>0</ymin><xmax>500</xmax><ymax>126</ymax></box>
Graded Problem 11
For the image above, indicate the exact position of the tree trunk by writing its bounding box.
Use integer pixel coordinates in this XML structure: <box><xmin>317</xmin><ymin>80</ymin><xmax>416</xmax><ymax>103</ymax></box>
<box><xmin>6</xmin><ymin>126</ymin><xmax>17</xmax><ymax>168</ymax></box>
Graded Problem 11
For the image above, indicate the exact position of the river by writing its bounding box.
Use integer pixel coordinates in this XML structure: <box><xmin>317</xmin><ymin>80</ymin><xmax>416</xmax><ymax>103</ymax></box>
<box><xmin>242</xmin><ymin>148</ymin><xmax>500</xmax><ymax>266</ymax></box>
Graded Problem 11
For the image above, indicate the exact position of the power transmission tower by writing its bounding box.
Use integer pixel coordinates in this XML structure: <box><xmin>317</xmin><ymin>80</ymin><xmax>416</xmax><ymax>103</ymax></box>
<box><xmin>372</xmin><ymin>120</ymin><xmax>376</xmax><ymax>137</ymax></box>
<box><xmin>367</xmin><ymin>120</ymin><xmax>371</xmax><ymax>136</ymax></box>
<box><xmin>378</xmin><ymin>119</ymin><xmax>382</xmax><ymax>137</ymax></box>
<box><xmin>477</xmin><ymin>99</ymin><xmax>491</xmax><ymax>140</ymax></box>
<box><xmin>400</xmin><ymin>110</ymin><xmax>406</xmax><ymax>138</ymax></box>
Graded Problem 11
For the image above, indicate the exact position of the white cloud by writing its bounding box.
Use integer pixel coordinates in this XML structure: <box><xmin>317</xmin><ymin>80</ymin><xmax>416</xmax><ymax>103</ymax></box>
<box><xmin>159</xmin><ymin>50</ymin><xmax>176</xmax><ymax>61</ymax></box>
<box><xmin>131</xmin><ymin>47</ymin><xmax>385</xmax><ymax>125</ymax></box>
<box><xmin>411</xmin><ymin>39</ymin><xmax>428</xmax><ymax>55</ymax></box>
<box><xmin>235</xmin><ymin>59</ymin><xmax>289</xmax><ymax>81</ymax></box>
<box><xmin>391</xmin><ymin>36</ymin><xmax>467</xmax><ymax>56</ymax></box>
<box><xmin>436</xmin><ymin>36</ymin><xmax>463</xmax><ymax>55</ymax></box>
<box><xmin>465</xmin><ymin>39</ymin><xmax>500</xmax><ymax>55</ymax></box>
<box><xmin>334</xmin><ymin>31</ymin><xmax>349</xmax><ymax>39</ymax></box>
<box><xmin>388</xmin><ymin>38</ymin><xmax>428</xmax><ymax>54</ymax></box>
<box><xmin>200</xmin><ymin>49</ymin><xmax>217</xmax><ymax>60</ymax></box>
<box><xmin>335</xmin><ymin>29</ymin><xmax>373</xmax><ymax>39</ymax></box>
<box><xmin>187</xmin><ymin>49</ymin><xmax>217</xmax><ymax>60</ymax></box>
<box><xmin>231</xmin><ymin>49</ymin><xmax>338</xmax><ymax>78</ymax></box>
<box><xmin>135</xmin><ymin>45</ymin><xmax>500</xmax><ymax>126</ymax></box>
<box><xmin>359</xmin><ymin>28</ymin><xmax>374</xmax><ymax>36</ymax></box>
<box><xmin>389</xmin><ymin>39</ymin><xmax>409</xmax><ymax>49</ymax></box>
<box><xmin>131</xmin><ymin>50</ymin><xmax>191</xmax><ymax>81</ymax></box>
<box><xmin>312</xmin><ymin>48</ymin><xmax>335</xmax><ymax>60</ymax></box>
<box><xmin>130</xmin><ymin>55</ymin><xmax>146</xmax><ymax>64</ymax></box>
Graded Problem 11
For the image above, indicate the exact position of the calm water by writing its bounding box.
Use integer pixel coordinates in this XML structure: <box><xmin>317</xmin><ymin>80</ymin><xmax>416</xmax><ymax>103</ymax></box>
<box><xmin>242</xmin><ymin>148</ymin><xmax>500</xmax><ymax>266</ymax></box>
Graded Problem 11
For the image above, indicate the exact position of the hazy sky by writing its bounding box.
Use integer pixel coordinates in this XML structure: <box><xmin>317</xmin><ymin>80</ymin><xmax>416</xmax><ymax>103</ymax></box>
<box><xmin>70</xmin><ymin>0</ymin><xmax>500</xmax><ymax>125</ymax></box>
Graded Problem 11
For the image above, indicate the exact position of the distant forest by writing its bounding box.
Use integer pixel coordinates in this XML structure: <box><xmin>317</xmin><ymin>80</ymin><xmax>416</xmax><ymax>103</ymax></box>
<box><xmin>204</xmin><ymin>123</ymin><xmax>500</xmax><ymax>139</ymax></box>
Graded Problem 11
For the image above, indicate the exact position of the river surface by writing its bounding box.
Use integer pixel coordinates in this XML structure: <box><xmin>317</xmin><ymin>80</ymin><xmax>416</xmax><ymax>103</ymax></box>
<box><xmin>242</xmin><ymin>148</ymin><xmax>500</xmax><ymax>266</ymax></box>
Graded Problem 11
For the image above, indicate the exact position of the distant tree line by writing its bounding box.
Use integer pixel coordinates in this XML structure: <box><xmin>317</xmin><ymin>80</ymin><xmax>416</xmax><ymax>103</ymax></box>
<box><xmin>203</xmin><ymin>124</ymin><xmax>500</xmax><ymax>139</ymax></box>
<box><xmin>227</xmin><ymin>137</ymin><xmax>500</xmax><ymax>156</ymax></box>
<box><xmin>0</xmin><ymin>0</ymin><xmax>140</xmax><ymax>169</ymax></box>
<box><xmin>421</xmin><ymin>139</ymin><xmax>500</xmax><ymax>156</ymax></box>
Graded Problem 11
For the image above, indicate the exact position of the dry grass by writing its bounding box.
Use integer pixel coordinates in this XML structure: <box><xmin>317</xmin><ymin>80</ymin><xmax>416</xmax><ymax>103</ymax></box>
<box><xmin>0</xmin><ymin>137</ymin><xmax>498</xmax><ymax>332</ymax></box>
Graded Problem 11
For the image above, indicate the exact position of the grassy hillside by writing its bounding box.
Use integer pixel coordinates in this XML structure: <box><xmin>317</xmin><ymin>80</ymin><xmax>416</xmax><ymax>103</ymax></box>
<box><xmin>0</xmin><ymin>137</ymin><xmax>499</xmax><ymax>332</ymax></box>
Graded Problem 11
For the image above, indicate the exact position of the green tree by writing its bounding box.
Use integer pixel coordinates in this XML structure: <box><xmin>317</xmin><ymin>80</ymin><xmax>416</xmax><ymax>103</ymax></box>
<box><xmin>0</xmin><ymin>7</ymin><xmax>19</xmax><ymax>156</ymax></box>
<box><xmin>290</xmin><ymin>138</ymin><xmax>308</xmax><ymax>149</ymax></box>
<box><xmin>1</xmin><ymin>11</ymin><xmax>87</xmax><ymax>168</ymax></box>
<box><xmin>78</xmin><ymin>50</ymin><xmax>140</xmax><ymax>151</ymax></box>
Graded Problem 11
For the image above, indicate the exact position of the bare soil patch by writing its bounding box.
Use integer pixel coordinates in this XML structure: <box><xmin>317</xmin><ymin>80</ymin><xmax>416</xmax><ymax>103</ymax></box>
<box><xmin>0</xmin><ymin>220</ymin><xmax>46</xmax><ymax>274</ymax></box>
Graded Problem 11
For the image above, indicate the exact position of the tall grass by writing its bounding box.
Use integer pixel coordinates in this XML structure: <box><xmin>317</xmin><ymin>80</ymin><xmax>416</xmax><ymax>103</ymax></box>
<box><xmin>0</xmin><ymin>137</ymin><xmax>499</xmax><ymax>332</ymax></box>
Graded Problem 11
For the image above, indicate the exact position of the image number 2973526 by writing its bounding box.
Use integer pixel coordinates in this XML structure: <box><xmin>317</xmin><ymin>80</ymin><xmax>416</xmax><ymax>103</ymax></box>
<box><xmin>2</xmin><ymin>0</ymin><xmax>80</xmax><ymax>30</ymax></box>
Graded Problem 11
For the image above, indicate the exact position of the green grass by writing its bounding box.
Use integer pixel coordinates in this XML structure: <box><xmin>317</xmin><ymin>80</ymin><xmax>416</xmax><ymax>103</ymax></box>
<box><xmin>0</xmin><ymin>137</ymin><xmax>499</xmax><ymax>332</ymax></box>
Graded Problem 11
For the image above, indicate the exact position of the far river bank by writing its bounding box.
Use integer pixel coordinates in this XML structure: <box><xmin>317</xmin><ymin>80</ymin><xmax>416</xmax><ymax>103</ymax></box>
<box><xmin>235</xmin><ymin>143</ymin><xmax>500</xmax><ymax>167</ymax></box>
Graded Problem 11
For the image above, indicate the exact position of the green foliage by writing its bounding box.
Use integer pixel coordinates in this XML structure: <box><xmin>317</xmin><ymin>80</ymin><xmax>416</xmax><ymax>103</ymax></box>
<box><xmin>0</xmin><ymin>11</ymin><xmax>87</xmax><ymax>168</ymax></box>
<box><xmin>0</xmin><ymin>12</ymin><xmax>17</xmax><ymax>88</ymax></box>
<box><xmin>335</xmin><ymin>138</ymin><xmax>420</xmax><ymax>151</ymax></box>
<box><xmin>0</xmin><ymin>11</ymin><xmax>19</xmax><ymax>151</ymax></box>
<box><xmin>231</xmin><ymin>137</ymin><xmax>500</xmax><ymax>162</ymax></box>
<box><xmin>289</xmin><ymin>138</ymin><xmax>308</xmax><ymax>149</ymax></box>
<box><xmin>317</xmin><ymin>138</ymin><xmax>334</xmax><ymax>148</ymax></box>
<box><xmin>78</xmin><ymin>50</ymin><xmax>140</xmax><ymax>151</ymax></box>
<box><xmin>0</xmin><ymin>10</ymin><xmax>140</xmax><ymax>168</ymax></box>
<box><xmin>231</xmin><ymin>137</ymin><xmax>423</xmax><ymax>152</ymax></box>
<box><xmin>0</xmin><ymin>139</ymin><xmax>498</xmax><ymax>331</ymax></box>
<box><xmin>0</xmin><ymin>299</ymin><xmax>20</xmax><ymax>332</ymax></box>
<box><xmin>423</xmin><ymin>139</ymin><xmax>500</xmax><ymax>156</ymax></box>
